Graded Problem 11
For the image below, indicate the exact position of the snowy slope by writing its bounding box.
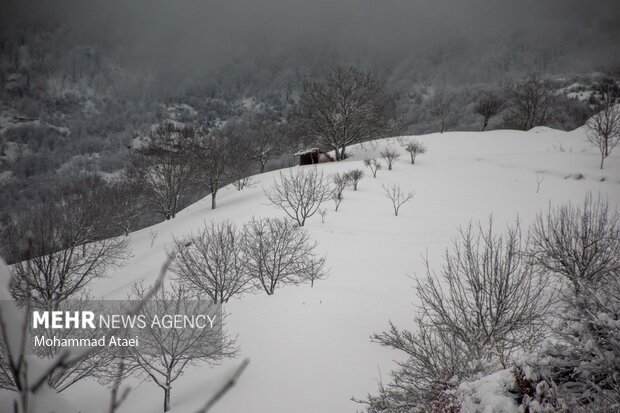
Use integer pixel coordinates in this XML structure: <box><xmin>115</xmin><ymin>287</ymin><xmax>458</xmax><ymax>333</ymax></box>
<box><xmin>62</xmin><ymin>126</ymin><xmax>620</xmax><ymax>413</ymax></box>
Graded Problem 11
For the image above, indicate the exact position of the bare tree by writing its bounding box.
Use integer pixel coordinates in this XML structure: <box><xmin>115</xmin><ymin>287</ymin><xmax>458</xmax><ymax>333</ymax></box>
<box><xmin>128</xmin><ymin>121</ymin><xmax>197</xmax><ymax>220</ymax></box>
<box><xmin>0</xmin><ymin>257</ymin><xmax>171</xmax><ymax>413</ymax></box>
<box><xmin>505</xmin><ymin>73</ymin><xmax>555</xmax><ymax>130</ymax></box>
<box><xmin>344</xmin><ymin>169</ymin><xmax>364</xmax><ymax>191</ymax></box>
<box><xmin>9</xmin><ymin>203</ymin><xmax>127</xmax><ymax>309</ymax></box>
<box><xmin>105</xmin><ymin>174</ymin><xmax>146</xmax><ymax>236</ymax></box>
<box><xmin>229</xmin><ymin>156</ymin><xmax>254</xmax><ymax>191</ymax></box>
<box><xmin>364</xmin><ymin>158</ymin><xmax>382</xmax><ymax>178</ymax></box>
<box><xmin>242</xmin><ymin>115</ymin><xmax>284</xmax><ymax>173</ymax></box>
<box><xmin>291</xmin><ymin>66</ymin><xmax>398</xmax><ymax>161</ymax></box>
<box><xmin>194</xmin><ymin>128</ymin><xmax>232</xmax><ymax>210</ymax></box>
<box><xmin>474</xmin><ymin>91</ymin><xmax>504</xmax><ymax>131</ymax></box>
<box><xmin>428</xmin><ymin>93</ymin><xmax>455</xmax><ymax>133</ymax></box>
<box><xmin>365</xmin><ymin>318</ymin><xmax>473</xmax><ymax>412</ymax></box>
<box><xmin>380</xmin><ymin>147</ymin><xmax>400</xmax><ymax>170</ymax></box>
<box><xmin>416</xmin><ymin>218</ymin><xmax>551</xmax><ymax>366</ymax></box>
<box><xmin>529</xmin><ymin>193</ymin><xmax>620</xmax><ymax>294</ymax></box>
<box><xmin>241</xmin><ymin>217</ymin><xmax>327</xmax><ymax>294</ymax></box>
<box><xmin>403</xmin><ymin>140</ymin><xmax>427</xmax><ymax>165</ymax></box>
<box><xmin>127</xmin><ymin>282</ymin><xmax>237</xmax><ymax>412</ymax></box>
<box><xmin>362</xmin><ymin>218</ymin><xmax>552</xmax><ymax>412</ymax></box>
<box><xmin>31</xmin><ymin>296</ymin><xmax>114</xmax><ymax>392</ymax></box>
<box><xmin>586</xmin><ymin>85</ymin><xmax>620</xmax><ymax>169</ymax></box>
<box><xmin>528</xmin><ymin>264</ymin><xmax>620</xmax><ymax>411</ymax></box>
<box><xmin>171</xmin><ymin>221</ymin><xmax>251</xmax><ymax>303</ymax></box>
<box><xmin>382</xmin><ymin>184</ymin><xmax>414</xmax><ymax>216</ymax></box>
<box><xmin>265</xmin><ymin>167</ymin><xmax>331</xmax><ymax>226</ymax></box>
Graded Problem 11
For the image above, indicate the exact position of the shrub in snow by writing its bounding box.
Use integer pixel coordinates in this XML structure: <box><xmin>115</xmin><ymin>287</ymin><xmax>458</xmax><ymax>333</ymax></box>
<box><xmin>364</xmin><ymin>158</ymin><xmax>382</xmax><ymax>178</ymax></box>
<box><xmin>515</xmin><ymin>282</ymin><xmax>620</xmax><ymax>412</ymax></box>
<box><xmin>473</xmin><ymin>91</ymin><xmax>504</xmax><ymax>131</ymax></box>
<box><xmin>403</xmin><ymin>140</ymin><xmax>427</xmax><ymax>165</ymax></box>
<box><xmin>360</xmin><ymin>218</ymin><xmax>552</xmax><ymax>412</ymax></box>
<box><xmin>528</xmin><ymin>193</ymin><xmax>620</xmax><ymax>294</ymax></box>
<box><xmin>344</xmin><ymin>169</ymin><xmax>364</xmax><ymax>191</ymax></box>
<box><xmin>380</xmin><ymin>147</ymin><xmax>400</xmax><ymax>170</ymax></box>
<box><xmin>382</xmin><ymin>184</ymin><xmax>414</xmax><ymax>216</ymax></box>
<box><xmin>331</xmin><ymin>172</ymin><xmax>350</xmax><ymax>212</ymax></box>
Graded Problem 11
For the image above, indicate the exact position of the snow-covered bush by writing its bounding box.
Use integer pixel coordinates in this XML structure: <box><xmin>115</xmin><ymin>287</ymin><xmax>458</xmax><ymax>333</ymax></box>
<box><xmin>361</xmin><ymin>218</ymin><xmax>552</xmax><ymax>412</ymax></box>
<box><xmin>517</xmin><ymin>194</ymin><xmax>620</xmax><ymax>412</ymax></box>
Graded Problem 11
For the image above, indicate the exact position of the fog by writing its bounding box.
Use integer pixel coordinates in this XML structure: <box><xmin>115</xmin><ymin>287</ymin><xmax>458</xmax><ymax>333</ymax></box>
<box><xmin>2</xmin><ymin>0</ymin><xmax>619</xmax><ymax>80</ymax></box>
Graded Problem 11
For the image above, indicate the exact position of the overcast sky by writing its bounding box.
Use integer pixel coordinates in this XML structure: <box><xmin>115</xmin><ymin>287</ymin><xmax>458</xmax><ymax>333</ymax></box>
<box><xmin>2</xmin><ymin>0</ymin><xmax>619</xmax><ymax>77</ymax></box>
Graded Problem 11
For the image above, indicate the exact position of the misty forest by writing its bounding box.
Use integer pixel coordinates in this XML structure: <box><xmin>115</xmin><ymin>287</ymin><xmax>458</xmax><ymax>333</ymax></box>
<box><xmin>0</xmin><ymin>1</ymin><xmax>619</xmax><ymax>412</ymax></box>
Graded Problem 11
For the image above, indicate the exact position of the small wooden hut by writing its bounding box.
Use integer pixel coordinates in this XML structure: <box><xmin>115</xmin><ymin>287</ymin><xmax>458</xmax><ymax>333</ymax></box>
<box><xmin>293</xmin><ymin>148</ymin><xmax>334</xmax><ymax>166</ymax></box>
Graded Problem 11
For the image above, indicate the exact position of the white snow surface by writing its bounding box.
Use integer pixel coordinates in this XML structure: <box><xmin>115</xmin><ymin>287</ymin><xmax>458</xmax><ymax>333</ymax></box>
<box><xmin>459</xmin><ymin>369</ymin><xmax>519</xmax><ymax>413</ymax></box>
<box><xmin>53</xmin><ymin>127</ymin><xmax>620</xmax><ymax>413</ymax></box>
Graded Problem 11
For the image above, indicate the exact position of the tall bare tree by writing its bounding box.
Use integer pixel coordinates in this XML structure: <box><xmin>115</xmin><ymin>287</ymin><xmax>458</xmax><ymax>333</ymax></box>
<box><xmin>291</xmin><ymin>66</ymin><xmax>398</xmax><ymax>161</ymax></box>
<box><xmin>242</xmin><ymin>115</ymin><xmax>285</xmax><ymax>173</ymax></box>
<box><xmin>193</xmin><ymin>128</ymin><xmax>232</xmax><ymax>210</ymax></box>
<box><xmin>265</xmin><ymin>167</ymin><xmax>331</xmax><ymax>226</ymax></box>
<box><xmin>428</xmin><ymin>92</ymin><xmax>455</xmax><ymax>133</ymax></box>
<box><xmin>586</xmin><ymin>84</ymin><xmax>620</xmax><ymax>169</ymax></box>
<box><xmin>128</xmin><ymin>121</ymin><xmax>197</xmax><ymax>220</ymax></box>
<box><xmin>241</xmin><ymin>217</ymin><xmax>327</xmax><ymax>294</ymax></box>
<box><xmin>104</xmin><ymin>174</ymin><xmax>146</xmax><ymax>236</ymax></box>
<box><xmin>505</xmin><ymin>73</ymin><xmax>555</xmax><ymax>130</ymax></box>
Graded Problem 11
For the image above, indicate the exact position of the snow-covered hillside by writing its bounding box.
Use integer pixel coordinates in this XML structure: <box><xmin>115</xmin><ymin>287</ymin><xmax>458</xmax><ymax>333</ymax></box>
<box><xmin>63</xmin><ymin>126</ymin><xmax>619</xmax><ymax>413</ymax></box>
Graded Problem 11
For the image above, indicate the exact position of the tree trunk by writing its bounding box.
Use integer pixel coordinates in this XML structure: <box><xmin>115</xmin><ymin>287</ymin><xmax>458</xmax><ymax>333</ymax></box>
<box><xmin>211</xmin><ymin>192</ymin><xmax>217</xmax><ymax>209</ymax></box>
<box><xmin>600</xmin><ymin>155</ymin><xmax>604</xmax><ymax>169</ymax></box>
<box><xmin>482</xmin><ymin>117</ymin><xmax>488</xmax><ymax>131</ymax></box>
<box><xmin>164</xmin><ymin>386</ymin><xmax>171</xmax><ymax>412</ymax></box>
<box><xmin>332</xmin><ymin>146</ymin><xmax>340</xmax><ymax>161</ymax></box>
